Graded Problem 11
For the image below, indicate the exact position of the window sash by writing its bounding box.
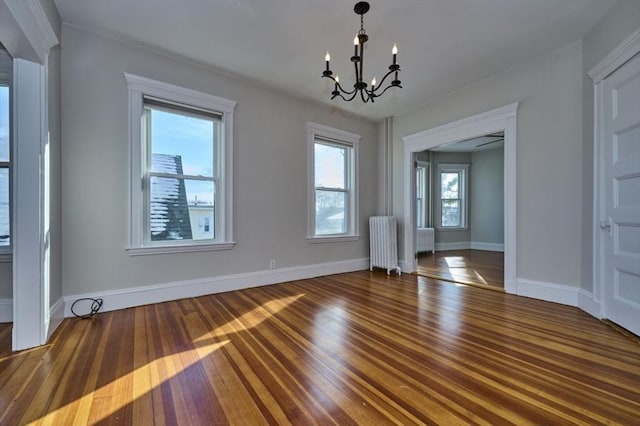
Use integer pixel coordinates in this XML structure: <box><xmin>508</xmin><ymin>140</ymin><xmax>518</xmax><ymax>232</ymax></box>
<box><xmin>314</xmin><ymin>139</ymin><xmax>351</xmax><ymax>236</ymax></box>
<box><xmin>437</xmin><ymin>164</ymin><xmax>468</xmax><ymax>229</ymax></box>
<box><xmin>142</xmin><ymin>100</ymin><xmax>219</xmax><ymax>246</ymax></box>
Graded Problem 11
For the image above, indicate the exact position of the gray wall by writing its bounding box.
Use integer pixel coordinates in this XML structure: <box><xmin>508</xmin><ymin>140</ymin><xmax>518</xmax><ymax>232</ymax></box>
<box><xmin>393</xmin><ymin>41</ymin><xmax>584</xmax><ymax>287</ymax></box>
<box><xmin>470</xmin><ymin>148</ymin><xmax>504</xmax><ymax>245</ymax></box>
<box><xmin>580</xmin><ymin>0</ymin><xmax>640</xmax><ymax>293</ymax></box>
<box><xmin>61</xmin><ymin>25</ymin><xmax>378</xmax><ymax>296</ymax></box>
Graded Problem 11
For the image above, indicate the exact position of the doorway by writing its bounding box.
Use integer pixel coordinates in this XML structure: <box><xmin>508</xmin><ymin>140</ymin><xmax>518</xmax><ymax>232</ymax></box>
<box><xmin>414</xmin><ymin>134</ymin><xmax>505</xmax><ymax>291</ymax></box>
<box><xmin>402</xmin><ymin>103</ymin><xmax>518</xmax><ymax>294</ymax></box>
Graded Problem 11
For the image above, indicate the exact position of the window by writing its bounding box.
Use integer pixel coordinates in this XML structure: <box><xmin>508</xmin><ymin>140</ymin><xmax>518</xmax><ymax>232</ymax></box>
<box><xmin>307</xmin><ymin>122</ymin><xmax>359</xmax><ymax>242</ymax></box>
<box><xmin>125</xmin><ymin>74</ymin><xmax>236</xmax><ymax>255</ymax></box>
<box><xmin>416</xmin><ymin>161</ymin><xmax>429</xmax><ymax>228</ymax></box>
<box><xmin>437</xmin><ymin>163</ymin><xmax>469</xmax><ymax>229</ymax></box>
<box><xmin>0</xmin><ymin>45</ymin><xmax>11</xmax><ymax>255</ymax></box>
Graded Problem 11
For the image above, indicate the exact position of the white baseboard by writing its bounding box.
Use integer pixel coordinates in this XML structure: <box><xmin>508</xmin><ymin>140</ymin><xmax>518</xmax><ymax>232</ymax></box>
<box><xmin>578</xmin><ymin>289</ymin><xmax>602</xmax><ymax>319</ymax></box>
<box><xmin>47</xmin><ymin>297</ymin><xmax>64</xmax><ymax>339</ymax></box>
<box><xmin>64</xmin><ymin>258</ymin><xmax>369</xmax><ymax>317</ymax></box>
<box><xmin>470</xmin><ymin>242</ymin><xmax>504</xmax><ymax>252</ymax></box>
<box><xmin>434</xmin><ymin>241</ymin><xmax>504</xmax><ymax>252</ymax></box>
<box><xmin>515</xmin><ymin>278</ymin><xmax>579</xmax><ymax>307</ymax></box>
<box><xmin>0</xmin><ymin>298</ymin><xmax>11</xmax><ymax>323</ymax></box>
<box><xmin>435</xmin><ymin>242</ymin><xmax>471</xmax><ymax>251</ymax></box>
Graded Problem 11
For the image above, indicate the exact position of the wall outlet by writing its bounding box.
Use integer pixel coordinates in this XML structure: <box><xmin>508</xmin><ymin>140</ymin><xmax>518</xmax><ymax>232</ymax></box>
<box><xmin>269</xmin><ymin>259</ymin><xmax>277</xmax><ymax>269</ymax></box>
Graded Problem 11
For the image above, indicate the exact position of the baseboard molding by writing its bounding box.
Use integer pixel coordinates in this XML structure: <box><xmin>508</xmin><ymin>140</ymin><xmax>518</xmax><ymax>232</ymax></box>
<box><xmin>47</xmin><ymin>297</ymin><xmax>64</xmax><ymax>339</ymax></box>
<box><xmin>578</xmin><ymin>289</ymin><xmax>602</xmax><ymax>319</ymax></box>
<box><xmin>470</xmin><ymin>242</ymin><xmax>504</xmax><ymax>252</ymax></box>
<box><xmin>515</xmin><ymin>278</ymin><xmax>579</xmax><ymax>307</ymax></box>
<box><xmin>434</xmin><ymin>241</ymin><xmax>504</xmax><ymax>252</ymax></box>
<box><xmin>435</xmin><ymin>242</ymin><xmax>471</xmax><ymax>251</ymax></box>
<box><xmin>0</xmin><ymin>298</ymin><xmax>12</xmax><ymax>323</ymax></box>
<box><xmin>64</xmin><ymin>258</ymin><xmax>369</xmax><ymax>317</ymax></box>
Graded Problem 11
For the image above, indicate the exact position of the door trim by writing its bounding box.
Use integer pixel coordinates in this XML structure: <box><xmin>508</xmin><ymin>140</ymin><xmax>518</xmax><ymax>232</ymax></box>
<box><xmin>590</xmin><ymin>29</ymin><xmax>640</xmax><ymax>320</ymax></box>
<box><xmin>402</xmin><ymin>103</ymin><xmax>518</xmax><ymax>294</ymax></box>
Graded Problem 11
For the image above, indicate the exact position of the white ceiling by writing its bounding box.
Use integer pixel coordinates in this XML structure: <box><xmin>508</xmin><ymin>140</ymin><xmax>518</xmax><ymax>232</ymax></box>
<box><xmin>431</xmin><ymin>135</ymin><xmax>504</xmax><ymax>153</ymax></box>
<box><xmin>53</xmin><ymin>0</ymin><xmax>614</xmax><ymax>120</ymax></box>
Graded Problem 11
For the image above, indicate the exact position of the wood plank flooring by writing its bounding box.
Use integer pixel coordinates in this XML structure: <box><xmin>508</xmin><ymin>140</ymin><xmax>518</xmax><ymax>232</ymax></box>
<box><xmin>1</xmin><ymin>271</ymin><xmax>639</xmax><ymax>425</ymax></box>
<box><xmin>417</xmin><ymin>249</ymin><xmax>504</xmax><ymax>290</ymax></box>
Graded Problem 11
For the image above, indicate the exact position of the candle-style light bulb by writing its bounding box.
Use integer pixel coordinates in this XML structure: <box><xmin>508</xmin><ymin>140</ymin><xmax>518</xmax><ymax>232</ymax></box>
<box><xmin>335</xmin><ymin>75</ymin><xmax>340</xmax><ymax>83</ymax></box>
<box><xmin>371</xmin><ymin>77</ymin><xmax>377</xmax><ymax>87</ymax></box>
<box><xmin>325</xmin><ymin>51</ymin><xmax>330</xmax><ymax>71</ymax></box>
<box><xmin>353</xmin><ymin>35</ymin><xmax>359</xmax><ymax>57</ymax></box>
<box><xmin>392</xmin><ymin>43</ymin><xmax>398</xmax><ymax>65</ymax></box>
<box><xmin>354</xmin><ymin>35</ymin><xmax>359</xmax><ymax>45</ymax></box>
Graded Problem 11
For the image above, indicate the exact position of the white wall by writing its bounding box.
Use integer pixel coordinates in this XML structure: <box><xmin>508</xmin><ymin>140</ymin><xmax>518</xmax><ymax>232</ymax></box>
<box><xmin>60</xmin><ymin>25</ymin><xmax>378</xmax><ymax>297</ymax></box>
<box><xmin>580</xmin><ymin>0</ymin><xmax>640</xmax><ymax>293</ymax></box>
<box><xmin>470</xmin><ymin>147</ymin><xmax>504</xmax><ymax>245</ymax></box>
<box><xmin>392</xmin><ymin>41</ymin><xmax>584</xmax><ymax>287</ymax></box>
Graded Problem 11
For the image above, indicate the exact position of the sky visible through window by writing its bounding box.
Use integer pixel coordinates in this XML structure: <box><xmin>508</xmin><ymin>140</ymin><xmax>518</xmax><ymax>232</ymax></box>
<box><xmin>149</xmin><ymin>108</ymin><xmax>217</xmax><ymax>205</ymax></box>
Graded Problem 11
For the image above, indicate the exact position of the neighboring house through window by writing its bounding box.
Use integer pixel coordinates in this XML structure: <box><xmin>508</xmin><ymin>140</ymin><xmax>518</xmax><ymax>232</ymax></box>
<box><xmin>0</xmin><ymin>44</ymin><xmax>11</xmax><ymax>255</ymax></box>
<box><xmin>125</xmin><ymin>74</ymin><xmax>236</xmax><ymax>254</ymax></box>
<box><xmin>437</xmin><ymin>163</ymin><xmax>469</xmax><ymax>229</ymax></box>
<box><xmin>307</xmin><ymin>122</ymin><xmax>360</xmax><ymax>242</ymax></box>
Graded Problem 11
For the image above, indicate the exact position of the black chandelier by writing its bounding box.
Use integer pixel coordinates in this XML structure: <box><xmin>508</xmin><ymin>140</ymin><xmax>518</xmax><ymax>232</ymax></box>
<box><xmin>322</xmin><ymin>1</ymin><xmax>402</xmax><ymax>103</ymax></box>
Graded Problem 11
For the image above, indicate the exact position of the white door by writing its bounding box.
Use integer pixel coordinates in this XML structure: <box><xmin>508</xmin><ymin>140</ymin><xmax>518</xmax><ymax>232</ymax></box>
<box><xmin>601</xmin><ymin>53</ymin><xmax>640</xmax><ymax>335</ymax></box>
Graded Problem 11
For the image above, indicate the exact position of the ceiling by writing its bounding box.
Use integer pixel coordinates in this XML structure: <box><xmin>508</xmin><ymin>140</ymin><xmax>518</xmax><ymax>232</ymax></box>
<box><xmin>431</xmin><ymin>134</ymin><xmax>504</xmax><ymax>153</ymax></box>
<box><xmin>53</xmin><ymin>0</ymin><xmax>614</xmax><ymax>120</ymax></box>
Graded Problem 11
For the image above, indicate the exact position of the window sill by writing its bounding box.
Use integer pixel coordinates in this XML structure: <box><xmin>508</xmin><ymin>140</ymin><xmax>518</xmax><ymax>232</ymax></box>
<box><xmin>307</xmin><ymin>235</ymin><xmax>360</xmax><ymax>244</ymax></box>
<box><xmin>127</xmin><ymin>242</ymin><xmax>235</xmax><ymax>256</ymax></box>
<box><xmin>0</xmin><ymin>253</ymin><xmax>12</xmax><ymax>263</ymax></box>
<box><xmin>436</xmin><ymin>227</ymin><xmax>468</xmax><ymax>232</ymax></box>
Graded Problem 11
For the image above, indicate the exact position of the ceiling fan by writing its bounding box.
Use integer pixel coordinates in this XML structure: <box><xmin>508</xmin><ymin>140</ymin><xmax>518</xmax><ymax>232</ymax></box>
<box><xmin>475</xmin><ymin>133</ymin><xmax>504</xmax><ymax>148</ymax></box>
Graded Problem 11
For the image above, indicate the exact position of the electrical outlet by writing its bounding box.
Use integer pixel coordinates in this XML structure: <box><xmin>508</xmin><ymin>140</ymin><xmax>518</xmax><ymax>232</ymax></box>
<box><xmin>269</xmin><ymin>259</ymin><xmax>277</xmax><ymax>269</ymax></box>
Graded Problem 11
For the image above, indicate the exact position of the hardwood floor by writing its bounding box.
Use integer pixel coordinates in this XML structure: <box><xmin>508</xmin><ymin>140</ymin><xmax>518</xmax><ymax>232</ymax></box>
<box><xmin>417</xmin><ymin>249</ymin><xmax>504</xmax><ymax>290</ymax></box>
<box><xmin>1</xmin><ymin>271</ymin><xmax>639</xmax><ymax>424</ymax></box>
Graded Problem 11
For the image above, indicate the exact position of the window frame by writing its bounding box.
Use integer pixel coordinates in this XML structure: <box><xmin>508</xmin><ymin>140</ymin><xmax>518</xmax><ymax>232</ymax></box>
<box><xmin>436</xmin><ymin>163</ymin><xmax>469</xmax><ymax>230</ymax></box>
<box><xmin>0</xmin><ymin>46</ymin><xmax>12</xmax><ymax>260</ymax></box>
<box><xmin>416</xmin><ymin>161</ymin><xmax>429</xmax><ymax>228</ymax></box>
<box><xmin>306</xmin><ymin>122</ymin><xmax>360</xmax><ymax>243</ymax></box>
<box><xmin>125</xmin><ymin>73</ymin><xmax>236</xmax><ymax>255</ymax></box>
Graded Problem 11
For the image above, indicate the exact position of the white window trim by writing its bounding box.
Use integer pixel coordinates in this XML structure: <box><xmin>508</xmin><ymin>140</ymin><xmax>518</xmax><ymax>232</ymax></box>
<box><xmin>416</xmin><ymin>160</ymin><xmax>429</xmax><ymax>228</ymax></box>
<box><xmin>124</xmin><ymin>73</ymin><xmax>236</xmax><ymax>255</ymax></box>
<box><xmin>436</xmin><ymin>163</ymin><xmax>469</xmax><ymax>230</ymax></box>
<box><xmin>306</xmin><ymin>122</ymin><xmax>360</xmax><ymax>243</ymax></box>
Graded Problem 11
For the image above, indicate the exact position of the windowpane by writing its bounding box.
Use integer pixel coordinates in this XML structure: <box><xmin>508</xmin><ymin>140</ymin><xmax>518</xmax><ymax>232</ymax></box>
<box><xmin>441</xmin><ymin>172</ymin><xmax>459</xmax><ymax>199</ymax></box>
<box><xmin>0</xmin><ymin>87</ymin><xmax>8</xmax><ymax>162</ymax></box>
<box><xmin>315</xmin><ymin>189</ymin><xmax>346</xmax><ymax>235</ymax></box>
<box><xmin>148</xmin><ymin>107</ymin><xmax>216</xmax><ymax>177</ymax></box>
<box><xmin>315</xmin><ymin>142</ymin><xmax>346</xmax><ymax>189</ymax></box>
<box><xmin>442</xmin><ymin>199</ymin><xmax>461</xmax><ymax>227</ymax></box>
<box><xmin>150</xmin><ymin>177</ymin><xmax>215</xmax><ymax>241</ymax></box>
<box><xmin>0</xmin><ymin>168</ymin><xmax>8</xmax><ymax>246</ymax></box>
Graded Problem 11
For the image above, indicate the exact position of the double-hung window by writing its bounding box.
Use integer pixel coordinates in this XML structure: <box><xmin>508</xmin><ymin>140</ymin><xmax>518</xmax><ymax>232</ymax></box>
<box><xmin>0</xmin><ymin>45</ymin><xmax>11</xmax><ymax>256</ymax></box>
<box><xmin>437</xmin><ymin>163</ymin><xmax>469</xmax><ymax>229</ymax></box>
<box><xmin>125</xmin><ymin>74</ymin><xmax>236</xmax><ymax>255</ymax></box>
<box><xmin>307</xmin><ymin>122</ymin><xmax>359</xmax><ymax>242</ymax></box>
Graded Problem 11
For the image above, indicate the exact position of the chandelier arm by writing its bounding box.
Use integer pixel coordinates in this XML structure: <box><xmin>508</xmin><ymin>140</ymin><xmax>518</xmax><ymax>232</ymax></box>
<box><xmin>344</xmin><ymin>90</ymin><xmax>359</xmax><ymax>102</ymax></box>
<box><xmin>373</xmin><ymin>68</ymin><xmax>399</xmax><ymax>92</ymax></box>
<box><xmin>371</xmin><ymin>83</ymin><xmax>400</xmax><ymax>98</ymax></box>
<box><xmin>337</xmin><ymin>82</ymin><xmax>357</xmax><ymax>95</ymax></box>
